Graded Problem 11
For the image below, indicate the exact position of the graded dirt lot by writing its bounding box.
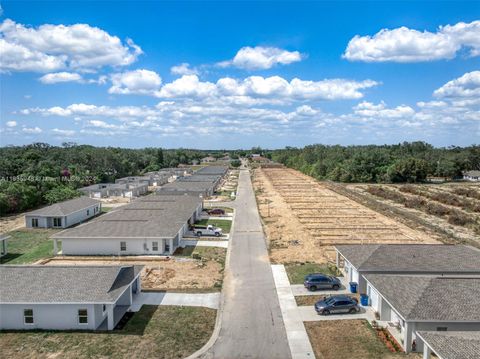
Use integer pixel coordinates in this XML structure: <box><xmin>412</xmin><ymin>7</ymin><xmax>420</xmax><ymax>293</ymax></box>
<box><xmin>41</xmin><ymin>246</ymin><xmax>226</xmax><ymax>291</ymax></box>
<box><xmin>347</xmin><ymin>183</ymin><xmax>480</xmax><ymax>247</ymax></box>
<box><xmin>253</xmin><ymin>168</ymin><xmax>438</xmax><ymax>264</ymax></box>
<box><xmin>0</xmin><ymin>213</ymin><xmax>24</xmax><ymax>233</ymax></box>
<box><xmin>305</xmin><ymin>320</ymin><xmax>421</xmax><ymax>359</ymax></box>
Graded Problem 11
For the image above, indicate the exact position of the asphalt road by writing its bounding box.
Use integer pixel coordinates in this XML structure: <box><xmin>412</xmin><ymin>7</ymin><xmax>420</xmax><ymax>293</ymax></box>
<box><xmin>203</xmin><ymin>169</ymin><xmax>291</xmax><ymax>359</ymax></box>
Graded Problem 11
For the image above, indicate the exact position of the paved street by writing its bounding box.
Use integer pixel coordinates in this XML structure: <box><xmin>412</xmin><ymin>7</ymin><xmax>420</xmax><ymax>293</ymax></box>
<box><xmin>203</xmin><ymin>169</ymin><xmax>291</xmax><ymax>359</ymax></box>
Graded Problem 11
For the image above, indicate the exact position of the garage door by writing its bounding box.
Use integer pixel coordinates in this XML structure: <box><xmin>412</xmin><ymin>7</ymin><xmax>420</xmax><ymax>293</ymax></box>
<box><xmin>352</xmin><ymin>268</ymin><xmax>359</xmax><ymax>283</ymax></box>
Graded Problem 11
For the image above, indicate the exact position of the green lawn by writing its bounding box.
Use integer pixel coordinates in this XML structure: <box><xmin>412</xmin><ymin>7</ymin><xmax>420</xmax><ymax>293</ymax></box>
<box><xmin>205</xmin><ymin>206</ymin><xmax>234</xmax><ymax>213</ymax></box>
<box><xmin>0</xmin><ymin>306</ymin><xmax>216</xmax><ymax>359</ymax></box>
<box><xmin>0</xmin><ymin>228</ymin><xmax>59</xmax><ymax>264</ymax></box>
<box><xmin>285</xmin><ymin>262</ymin><xmax>341</xmax><ymax>284</ymax></box>
<box><xmin>195</xmin><ymin>218</ymin><xmax>232</xmax><ymax>233</ymax></box>
<box><xmin>101</xmin><ymin>207</ymin><xmax>113</xmax><ymax>213</ymax></box>
<box><xmin>174</xmin><ymin>246</ymin><xmax>226</xmax><ymax>268</ymax></box>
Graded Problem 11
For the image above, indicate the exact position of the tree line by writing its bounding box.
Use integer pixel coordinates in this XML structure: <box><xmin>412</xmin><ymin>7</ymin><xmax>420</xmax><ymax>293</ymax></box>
<box><xmin>0</xmin><ymin>143</ymin><xmax>208</xmax><ymax>215</ymax></box>
<box><xmin>270</xmin><ymin>142</ymin><xmax>480</xmax><ymax>183</ymax></box>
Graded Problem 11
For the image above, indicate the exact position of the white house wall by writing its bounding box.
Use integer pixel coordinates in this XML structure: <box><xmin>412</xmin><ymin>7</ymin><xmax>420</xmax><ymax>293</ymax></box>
<box><xmin>0</xmin><ymin>303</ymin><xmax>104</xmax><ymax>330</ymax></box>
<box><xmin>25</xmin><ymin>203</ymin><xmax>100</xmax><ymax>229</ymax></box>
<box><xmin>62</xmin><ymin>237</ymin><xmax>174</xmax><ymax>255</ymax></box>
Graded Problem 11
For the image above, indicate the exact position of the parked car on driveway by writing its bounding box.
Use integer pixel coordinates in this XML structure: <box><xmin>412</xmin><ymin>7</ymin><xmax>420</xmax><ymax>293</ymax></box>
<box><xmin>315</xmin><ymin>295</ymin><xmax>360</xmax><ymax>315</ymax></box>
<box><xmin>194</xmin><ymin>224</ymin><xmax>223</xmax><ymax>237</ymax></box>
<box><xmin>304</xmin><ymin>274</ymin><xmax>341</xmax><ymax>291</ymax></box>
<box><xmin>208</xmin><ymin>208</ymin><xmax>226</xmax><ymax>216</ymax></box>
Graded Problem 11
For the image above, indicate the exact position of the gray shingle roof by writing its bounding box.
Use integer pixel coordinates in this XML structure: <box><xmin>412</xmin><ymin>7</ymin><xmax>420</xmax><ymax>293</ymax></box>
<box><xmin>53</xmin><ymin>194</ymin><xmax>202</xmax><ymax>239</ymax></box>
<box><xmin>364</xmin><ymin>274</ymin><xmax>480</xmax><ymax>321</ymax></box>
<box><xmin>179</xmin><ymin>175</ymin><xmax>220</xmax><ymax>183</ymax></box>
<box><xmin>0</xmin><ymin>265</ymin><xmax>143</xmax><ymax>303</ymax></box>
<box><xmin>159</xmin><ymin>181</ymin><xmax>214</xmax><ymax>193</ymax></box>
<box><xmin>195</xmin><ymin>166</ymin><xmax>228</xmax><ymax>175</ymax></box>
<box><xmin>335</xmin><ymin>244</ymin><xmax>480</xmax><ymax>273</ymax></box>
<box><xmin>417</xmin><ymin>331</ymin><xmax>480</xmax><ymax>359</ymax></box>
<box><xmin>463</xmin><ymin>170</ymin><xmax>480</xmax><ymax>177</ymax></box>
<box><xmin>25</xmin><ymin>197</ymin><xmax>101</xmax><ymax>217</ymax></box>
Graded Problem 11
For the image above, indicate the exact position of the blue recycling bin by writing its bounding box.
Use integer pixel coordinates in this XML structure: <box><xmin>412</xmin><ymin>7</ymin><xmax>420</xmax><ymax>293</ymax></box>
<box><xmin>349</xmin><ymin>282</ymin><xmax>358</xmax><ymax>293</ymax></box>
<box><xmin>360</xmin><ymin>294</ymin><xmax>369</xmax><ymax>306</ymax></box>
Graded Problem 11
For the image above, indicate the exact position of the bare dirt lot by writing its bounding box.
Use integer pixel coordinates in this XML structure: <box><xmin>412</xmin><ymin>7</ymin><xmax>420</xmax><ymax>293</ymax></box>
<box><xmin>0</xmin><ymin>213</ymin><xmax>24</xmax><ymax>233</ymax></box>
<box><xmin>348</xmin><ymin>183</ymin><xmax>480</xmax><ymax>247</ymax></box>
<box><xmin>41</xmin><ymin>246</ymin><xmax>226</xmax><ymax>291</ymax></box>
<box><xmin>305</xmin><ymin>320</ymin><xmax>421</xmax><ymax>359</ymax></box>
<box><xmin>253</xmin><ymin>168</ymin><xmax>438</xmax><ymax>264</ymax></box>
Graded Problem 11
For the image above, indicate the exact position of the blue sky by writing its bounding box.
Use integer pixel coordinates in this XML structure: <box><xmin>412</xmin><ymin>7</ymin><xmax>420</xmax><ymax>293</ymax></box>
<box><xmin>0</xmin><ymin>1</ymin><xmax>479</xmax><ymax>149</ymax></box>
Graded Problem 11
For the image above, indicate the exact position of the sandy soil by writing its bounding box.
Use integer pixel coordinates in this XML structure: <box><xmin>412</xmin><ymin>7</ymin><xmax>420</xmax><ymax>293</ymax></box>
<box><xmin>42</xmin><ymin>256</ymin><xmax>223</xmax><ymax>291</ymax></box>
<box><xmin>253</xmin><ymin>168</ymin><xmax>437</xmax><ymax>264</ymax></box>
<box><xmin>0</xmin><ymin>213</ymin><xmax>25</xmax><ymax>233</ymax></box>
<box><xmin>349</xmin><ymin>184</ymin><xmax>480</xmax><ymax>245</ymax></box>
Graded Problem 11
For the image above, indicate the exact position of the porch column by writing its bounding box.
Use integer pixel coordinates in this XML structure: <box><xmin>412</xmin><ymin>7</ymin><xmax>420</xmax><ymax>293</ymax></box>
<box><xmin>169</xmin><ymin>238</ymin><xmax>174</xmax><ymax>255</ymax></box>
<box><xmin>404</xmin><ymin>322</ymin><xmax>414</xmax><ymax>353</ymax></box>
<box><xmin>335</xmin><ymin>251</ymin><xmax>340</xmax><ymax>269</ymax></box>
<box><xmin>53</xmin><ymin>239</ymin><xmax>58</xmax><ymax>255</ymax></box>
<box><xmin>423</xmin><ymin>346</ymin><xmax>431</xmax><ymax>359</ymax></box>
<box><xmin>107</xmin><ymin>305</ymin><xmax>115</xmax><ymax>330</ymax></box>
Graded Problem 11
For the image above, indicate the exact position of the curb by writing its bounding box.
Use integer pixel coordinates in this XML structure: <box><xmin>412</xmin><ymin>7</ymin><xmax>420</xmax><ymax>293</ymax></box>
<box><xmin>185</xmin><ymin>197</ymin><xmax>238</xmax><ymax>359</ymax></box>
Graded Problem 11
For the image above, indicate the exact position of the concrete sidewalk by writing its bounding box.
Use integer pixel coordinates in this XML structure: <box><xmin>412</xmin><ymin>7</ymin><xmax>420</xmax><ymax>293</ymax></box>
<box><xmin>182</xmin><ymin>240</ymin><xmax>229</xmax><ymax>248</ymax></box>
<box><xmin>272</xmin><ymin>264</ymin><xmax>315</xmax><ymax>359</ymax></box>
<box><xmin>131</xmin><ymin>292</ymin><xmax>220</xmax><ymax>311</ymax></box>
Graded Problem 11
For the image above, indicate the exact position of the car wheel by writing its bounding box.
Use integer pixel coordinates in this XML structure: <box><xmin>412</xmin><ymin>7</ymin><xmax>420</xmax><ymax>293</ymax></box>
<box><xmin>332</xmin><ymin>284</ymin><xmax>340</xmax><ymax>290</ymax></box>
<box><xmin>322</xmin><ymin>310</ymin><xmax>330</xmax><ymax>316</ymax></box>
<box><xmin>215</xmin><ymin>232</ymin><xmax>220</xmax><ymax>237</ymax></box>
<box><xmin>349</xmin><ymin>308</ymin><xmax>357</xmax><ymax>314</ymax></box>
<box><xmin>309</xmin><ymin>285</ymin><xmax>317</xmax><ymax>291</ymax></box>
<box><xmin>196</xmin><ymin>232</ymin><xmax>202</xmax><ymax>237</ymax></box>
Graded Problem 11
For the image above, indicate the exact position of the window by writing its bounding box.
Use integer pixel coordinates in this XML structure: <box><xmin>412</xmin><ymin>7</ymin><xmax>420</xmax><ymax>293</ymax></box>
<box><xmin>53</xmin><ymin>217</ymin><xmax>62</xmax><ymax>227</ymax></box>
<box><xmin>24</xmin><ymin>309</ymin><xmax>34</xmax><ymax>324</ymax></box>
<box><xmin>437</xmin><ymin>327</ymin><xmax>448</xmax><ymax>331</ymax></box>
<box><xmin>87</xmin><ymin>209</ymin><xmax>90</xmax><ymax>216</ymax></box>
<box><xmin>165</xmin><ymin>242</ymin><xmax>170</xmax><ymax>253</ymax></box>
<box><xmin>31</xmin><ymin>218</ymin><xmax>38</xmax><ymax>227</ymax></box>
<box><xmin>103</xmin><ymin>304</ymin><xmax>106</xmax><ymax>313</ymax></box>
<box><xmin>78</xmin><ymin>309</ymin><xmax>88</xmax><ymax>324</ymax></box>
<box><xmin>152</xmin><ymin>241</ymin><xmax>158</xmax><ymax>251</ymax></box>
<box><xmin>120</xmin><ymin>241</ymin><xmax>127</xmax><ymax>251</ymax></box>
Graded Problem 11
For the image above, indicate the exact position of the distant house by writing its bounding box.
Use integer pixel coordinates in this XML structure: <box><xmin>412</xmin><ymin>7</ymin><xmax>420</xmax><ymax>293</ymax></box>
<box><xmin>334</xmin><ymin>244</ymin><xmax>480</xmax><ymax>294</ymax></box>
<box><xmin>194</xmin><ymin>166</ymin><xmax>228</xmax><ymax>176</ymax></box>
<box><xmin>25</xmin><ymin>197</ymin><xmax>101</xmax><ymax>229</ymax></box>
<box><xmin>52</xmin><ymin>195</ymin><xmax>203</xmax><ymax>256</ymax></box>
<box><xmin>364</xmin><ymin>274</ymin><xmax>480</xmax><ymax>353</ymax></box>
<box><xmin>79</xmin><ymin>182</ymin><xmax>148</xmax><ymax>198</ymax></box>
<box><xmin>0</xmin><ymin>265</ymin><xmax>143</xmax><ymax>331</ymax></box>
<box><xmin>463</xmin><ymin>170</ymin><xmax>480</xmax><ymax>181</ymax></box>
<box><xmin>0</xmin><ymin>234</ymin><xmax>8</xmax><ymax>257</ymax></box>
<box><xmin>157</xmin><ymin>181</ymin><xmax>215</xmax><ymax>197</ymax></box>
<box><xmin>201</xmin><ymin>156</ymin><xmax>216</xmax><ymax>163</ymax></box>
<box><xmin>417</xmin><ymin>331</ymin><xmax>480</xmax><ymax>359</ymax></box>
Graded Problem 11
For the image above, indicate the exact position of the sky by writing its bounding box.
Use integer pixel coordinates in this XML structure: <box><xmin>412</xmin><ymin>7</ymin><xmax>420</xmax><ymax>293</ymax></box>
<box><xmin>0</xmin><ymin>0</ymin><xmax>479</xmax><ymax>149</ymax></box>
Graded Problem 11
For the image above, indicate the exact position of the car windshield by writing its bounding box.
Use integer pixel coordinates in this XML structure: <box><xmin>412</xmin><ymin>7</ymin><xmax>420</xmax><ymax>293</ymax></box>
<box><xmin>324</xmin><ymin>297</ymin><xmax>336</xmax><ymax>305</ymax></box>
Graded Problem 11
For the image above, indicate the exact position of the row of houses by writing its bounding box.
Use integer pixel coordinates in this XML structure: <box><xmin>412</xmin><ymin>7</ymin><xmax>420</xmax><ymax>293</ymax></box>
<box><xmin>79</xmin><ymin>182</ymin><xmax>149</xmax><ymax>198</ymax></box>
<box><xmin>0</xmin><ymin>166</ymin><xmax>228</xmax><ymax>331</ymax></box>
<box><xmin>335</xmin><ymin>244</ymin><xmax>480</xmax><ymax>356</ymax></box>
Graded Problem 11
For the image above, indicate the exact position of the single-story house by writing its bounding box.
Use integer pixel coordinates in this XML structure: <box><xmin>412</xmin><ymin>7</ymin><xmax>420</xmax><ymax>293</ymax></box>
<box><xmin>463</xmin><ymin>170</ymin><xmax>480</xmax><ymax>181</ymax></box>
<box><xmin>0</xmin><ymin>234</ymin><xmax>9</xmax><ymax>257</ymax></box>
<box><xmin>335</xmin><ymin>244</ymin><xmax>480</xmax><ymax>294</ymax></box>
<box><xmin>364</xmin><ymin>274</ymin><xmax>480</xmax><ymax>353</ymax></box>
<box><xmin>194</xmin><ymin>166</ymin><xmax>228</xmax><ymax>176</ymax></box>
<box><xmin>0</xmin><ymin>265</ymin><xmax>142</xmax><ymax>331</ymax></box>
<box><xmin>417</xmin><ymin>331</ymin><xmax>480</xmax><ymax>359</ymax></box>
<box><xmin>201</xmin><ymin>156</ymin><xmax>216</xmax><ymax>163</ymax></box>
<box><xmin>79</xmin><ymin>182</ymin><xmax>148</xmax><ymax>198</ymax></box>
<box><xmin>52</xmin><ymin>194</ymin><xmax>203</xmax><ymax>256</ymax></box>
<box><xmin>25</xmin><ymin>197</ymin><xmax>102</xmax><ymax>229</ymax></box>
<box><xmin>179</xmin><ymin>174</ymin><xmax>223</xmax><ymax>189</ymax></box>
<box><xmin>115</xmin><ymin>176</ymin><xmax>152</xmax><ymax>186</ymax></box>
<box><xmin>157</xmin><ymin>181</ymin><xmax>215</xmax><ymax>197</ymax></box>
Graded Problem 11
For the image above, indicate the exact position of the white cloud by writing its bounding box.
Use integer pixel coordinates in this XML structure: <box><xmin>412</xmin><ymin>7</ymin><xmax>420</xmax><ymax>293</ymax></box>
<box><xmin>52</xmin><ymin>128</ymin><xmax>75</xmax><ymax>136</ymax></box>
<box><xmin>22</xmin><ymin>126</ymin><xmax>42</xmax><ymax>134</ymax></box>
<box><xmin>6</xmin><ymin>121</ymin><xmax>17</xmax><ymax>127</ymax></box>
<box><xmin>158</xmin><ymin>74</ymin><xmax>378</xmax><ymax>101</ymax></box>
<box><xmin>218</xmin><ymin>46</ymin><xmax>303</xmax><ymax>70</ymax></box>
<box><xmin>433</xmin><ymin>71</ymin><xmax>480</xmax><ymax>98</ymax></box>
<box><xmin>109</xmin><ymin>69</ymin><xmax>162</xmax><ymax>95</ymax></box>
<box><xmin>170</xmin><ymin>63</ymin><xmax>198</xmax><ymax>76</ymax></box>
<box><xmin>344</xmin><ymin>20</ymin><xmax>480</xmax><ymax>62</ymax></box>
<box><xmin>353</xmin><ymin>101</ymin><xmax>415</xmax><ymax>118</ymax></box>
<box><xmin>0</xmin><ymin>18</ymin><xmax>142</xmax><ymax>72</ymax></box>
<box><xmin>39</xmin><ymin>72</ymin><xmax>83</xmax><ymax>84</ymax></box>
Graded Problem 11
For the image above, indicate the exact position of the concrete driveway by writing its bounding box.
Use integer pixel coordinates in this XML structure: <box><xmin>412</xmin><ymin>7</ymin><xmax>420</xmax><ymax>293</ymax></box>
<box><xmin>290</xmin><ymin>277</ymin><xmax>350</xmax><ymax>296</ymax></box>
<box><xmin>201</xmin><ymin>169</ymin><xmax>291</xmax><ymax>359</ymax></box>
<box><xmin>182</xmin><ymin>240</ymin><xmax>229</xmax><ymax>248</ymax></box>
<box><xmin>298</xmin><ymin>305</ymin><xmax>375</xmax><ymax>322</ymax></box>
<box><xmin>131</xmin><ymin>292</ymin><xmax>220</xmax><ymax>311</ymax></box>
